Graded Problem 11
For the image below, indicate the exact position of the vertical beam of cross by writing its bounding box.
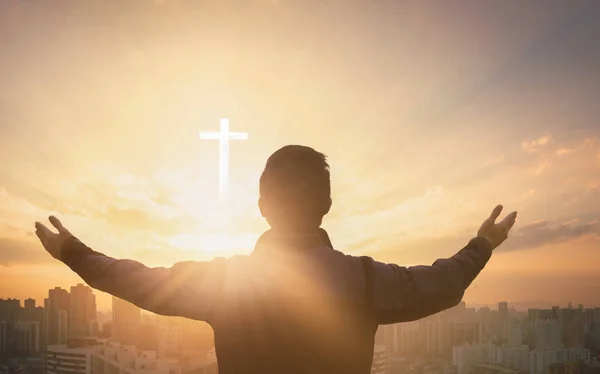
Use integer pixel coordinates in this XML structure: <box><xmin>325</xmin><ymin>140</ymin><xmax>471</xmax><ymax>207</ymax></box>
<box><xmin>199</xmin><ymin>118</ymin><xmax>248</xmax><ymax>201</ymax></box>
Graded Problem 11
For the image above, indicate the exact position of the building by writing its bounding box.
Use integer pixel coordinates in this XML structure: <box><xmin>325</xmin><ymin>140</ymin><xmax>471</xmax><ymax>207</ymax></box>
<box><xmin>112</xmin><ymin>297</ymin><xmax>141</xmax><ymax>346</ymax></box>
<box><xmin>92</xmin><ymin>340</ymin><xmax>182</xmax><ymax>374</ymax></box>
<box><xmin>498</xmin><ymin>303</ymin><xmax>509</xmax><ymax>322</ymax></box>
<box><xmin>0</xmin><ymin>321</ymin><xmax>16</xmax><ymax>355</ymax></box>
<box><xmin>157</xmin><ymin>316</ymin><xmax>213</xmax><ymax>359</ymax></box>
<box><xmin>14</xmin><ymin>320</ymin><xmax>40</xmax><ymax>354</ymax></box>
<box><xmin>139</xmin><ymin>324</ymin><xmax>159</xmax><ymax>352</ymax></box>
<box><xmin>492</xmin><ymin>345</ymin><xmax>529</xmax><ymax>373</ymax></box>
<box><xmin>69</xmin><ymin>284</ymin><xmax>97</xmax><ymax>338</ymax></box>
<box><xmin>566</xmin><ymin>319</ymin><xmax>586</xmax><ymax>349</ymax></box>
<box><xmin>453</xmin><ymin>343</ymin><xmax>493</xmax><ymax>374</ymax></box>
<box><xmin>533</xmin><ymin>320</ymin><xmax>563</xmax><ymax>350</ymax></box>
<box><xmin>45</xmin><ymin>287</ymin><xmax>70</xmax><ymax>345</ymax></box>
<box><xmin>0</xmin><ymin>299</ymin><xmax>21</xmax><ymax>322</ymax></box>
<box><xmin>504</xmin><ymin>319</ymin><xmax>522</xmax><ymax>347</ymax></box>
<box><xmin>47</xmin><ymin>338</ymin><xmax>96</xmax><ymax>374</ymax></box>
<box><xmin>46</xmin><ymin>338</ymin><xmax>217</xmax><ymax>374</ymax></box>
<box><xmin>530</xmin><ymin>348</ymin><xmax>591</xmax><ymax>374</ymax></box>
<box><xmin>472</xmin><ymin>364</ymin><xmax>518</xmax><ymax>374</ymax></box>
<box><xmin>425</xmin><ymin>320</ymin><xmax>451</xmax><ymax>357</ymax></box>
<box><xmin>371</xmin><ymin>344</ymin><xmax>389</xmax><ymax>374</ymax></box>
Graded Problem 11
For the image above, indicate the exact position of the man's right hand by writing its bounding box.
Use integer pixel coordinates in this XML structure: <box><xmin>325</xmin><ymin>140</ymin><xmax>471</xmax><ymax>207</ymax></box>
<box><xmin>35</xmin><ymin>216</ymin><xmax>73</xmax><ymax>261</ymax></box>
<box><xmin>477</xmin><ymin>205</ymin><xmax>517</xmax><ymax>250</ymax></box>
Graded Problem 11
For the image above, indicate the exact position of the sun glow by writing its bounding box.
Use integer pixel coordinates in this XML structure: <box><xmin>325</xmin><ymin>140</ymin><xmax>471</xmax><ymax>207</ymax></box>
<box><xmin>165</xmin><ymin>232</ymin><xmax>257</xmax><ymax>258</ymax></box>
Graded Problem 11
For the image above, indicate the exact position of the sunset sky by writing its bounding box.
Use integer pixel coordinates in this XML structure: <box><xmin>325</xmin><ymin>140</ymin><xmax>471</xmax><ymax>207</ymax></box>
<box><xmin>1</xmin><ymin>0</ymin><xmax>599</xmax><ymax>311</ymax></box>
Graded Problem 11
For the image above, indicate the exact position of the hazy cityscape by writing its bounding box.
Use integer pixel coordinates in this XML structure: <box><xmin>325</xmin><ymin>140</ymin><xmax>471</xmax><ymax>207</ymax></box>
<box><xmin>2</xmin><ymin>0</ymin><xmax>600</xmax><ymax>374</ymax></box>
<box><xmin>2</xmin><ymin>285</ymin><xmax>600</xmax><ymax>374</ymax></box>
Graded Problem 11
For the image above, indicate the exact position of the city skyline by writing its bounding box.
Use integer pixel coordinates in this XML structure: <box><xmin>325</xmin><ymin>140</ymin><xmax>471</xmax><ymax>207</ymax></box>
<box><xmin>2</xmin><ymin>1</ymin><xmax>600</xmax><ymax>309</ymax></box>
<box><xmin>3</xmin><ymin>281</ymin><xmax>600</xmax><ymax>374</ymax></box>
<box><xmin>3</xmin><ymin>289</ymin><xmax>600</xmax><ymax>314</ymax></box>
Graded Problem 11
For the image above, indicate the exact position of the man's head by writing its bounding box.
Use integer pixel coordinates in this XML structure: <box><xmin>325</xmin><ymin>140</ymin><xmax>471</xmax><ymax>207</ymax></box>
<box><xmin>259</xmin><ymin>145</ymin><xmax>332</xmax><ymax>232</ymax></box>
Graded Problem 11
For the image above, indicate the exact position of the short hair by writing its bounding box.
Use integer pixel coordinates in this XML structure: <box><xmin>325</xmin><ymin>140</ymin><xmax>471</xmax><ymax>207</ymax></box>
<box><xmin>259</xmin><ymin>145</ymin><xmax>331</xmax><ymax>227</ymax></box>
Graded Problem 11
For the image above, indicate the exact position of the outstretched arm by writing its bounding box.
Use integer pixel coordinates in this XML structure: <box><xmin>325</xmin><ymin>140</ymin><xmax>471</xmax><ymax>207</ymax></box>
<box><xmin>35</xmin><ymin>216</ymin><xmax>225</xmax><ymax>320</ymax></box>
<box><xmin>371</xmin><ymin>205</ymin><xmax>517</xmax><ymax>324</ymax></box>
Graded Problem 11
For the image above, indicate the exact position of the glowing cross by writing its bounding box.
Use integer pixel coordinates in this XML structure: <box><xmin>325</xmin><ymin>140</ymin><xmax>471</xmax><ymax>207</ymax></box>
<box><xmin>199</xmin><ymin>118</ymin><xmax>248</xmax><ymax>201</ymax></box>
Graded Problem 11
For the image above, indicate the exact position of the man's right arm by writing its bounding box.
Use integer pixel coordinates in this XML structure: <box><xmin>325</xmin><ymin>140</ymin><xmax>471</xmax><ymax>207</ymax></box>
<box><xmin>60</xmin><ymin>236</ymin><xmax>226</xmax><ymax>321</ymax></box>
<box><xmin>369</xmin><ymin>236</ymin><xmax>493</xmax><ymax>324</ymax></box>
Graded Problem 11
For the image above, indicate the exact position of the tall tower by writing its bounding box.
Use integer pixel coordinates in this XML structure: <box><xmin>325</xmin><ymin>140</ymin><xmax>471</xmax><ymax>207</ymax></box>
<box><xmin>44</xmin><ymin>287</ymin><xmax>70</xmax><ymax>345</ymax></box>
<box><xmin>68</xmin><ymin>284</ymin><xmax>97</xmax><ymax>338</ymax></box>
<box><xmin>112</xmin><ymin>297</ymin><xmax>141</xmax><ymax>346</ymax></box>
<box><xmin>498</xmin><ymin>302</ymin><xmax>509</xmax><ymax>320</ymax></box>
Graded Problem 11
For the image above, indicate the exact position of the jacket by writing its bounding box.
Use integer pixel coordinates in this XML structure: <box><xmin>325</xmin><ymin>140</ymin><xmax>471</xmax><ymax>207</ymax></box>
<box><xmin>60</xmin><ymin>228</ymin><xmax>493</xmax><ymax>374</ymax></box>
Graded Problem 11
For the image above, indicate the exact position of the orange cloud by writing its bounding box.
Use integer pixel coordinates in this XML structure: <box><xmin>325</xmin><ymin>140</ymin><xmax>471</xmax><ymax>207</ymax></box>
<box><xmin>522</xmin><ymin>135</ymin><xmax>552</xmax><ymax>153</ymax></box>
<box><xmin>556</xmin><ymin>147</ymin><xmax>573</xmax><ymax>156</ymax></box>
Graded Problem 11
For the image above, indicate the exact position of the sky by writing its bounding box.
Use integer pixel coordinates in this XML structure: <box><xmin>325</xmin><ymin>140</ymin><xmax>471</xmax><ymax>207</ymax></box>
<box><xmin>1</xmin><ymin>0</ymin><xmax>600</xmax><ymax>311</ymax></box>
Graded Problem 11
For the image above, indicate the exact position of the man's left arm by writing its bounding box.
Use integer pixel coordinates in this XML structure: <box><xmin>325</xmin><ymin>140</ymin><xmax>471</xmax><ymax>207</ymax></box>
<box><xmin>60</xmin><ymin>236</ymin><xmax>226</xmax><ymax>321</ymax></box>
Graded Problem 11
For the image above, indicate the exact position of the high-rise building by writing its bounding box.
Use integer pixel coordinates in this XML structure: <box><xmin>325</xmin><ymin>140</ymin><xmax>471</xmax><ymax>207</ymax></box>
<box><xmin>393</xmin><ymin>321</ymin><xmax>423</xmax><ymax>357</ymax></box>
<box><xmin>492</xmin><ymin>345</ymin><xmax>529</xmax><ymax>372</ymax></box>
<box><xmin>23</xmin><ymin>298</ymin><xmax>36</xmax><ymax>317</ymax></box>
<box><xmin>530</xmin><ymin>347</ymin><xmax>591</xmax><ymax>374</ymax></box>
<box><xmin>498</xmin><ymin>302</ymin><xmax>508</xmax><ymax>321</ymax></box>
<box><xmin>453</xmin><ymin>343</ymin><xmax>494</xmax><ymax>374</ymax></box>
<box><xmin>533</xmin><ymin>320</ymin><xmax>563</xmax><ymax>350</ymax></box>
<box><xmin>0</xmin><ymin>298</ymin><xmax>21</xmax><ymax>322</ymax></box>
<box><xmin>505</xmin><ymin>319</ymin><xmax>522</xmax><ymax>347</ymax></box>
<box><xmin>566</xmin><ymin>318</ymin><xmax>586</xmax><ymax>348</ymax></box>
<box><xmin>45</xmin><ymin>287</ymin><xmax>70</xmax><ymax>345</ymax></box>
<box><xmin>15</xmin><ymin>320</ymin><xmax>41</xmax><ymax>354</ymax></box>
<box><xmin>157</xmin><ymin>316</ymin><xmax>213</xmax><ymax>359</ymax></box>
<box><xmin>0</xmin><ymin>321</ymin><xmax>16</xmax><ymax>355</ymax></box>
<box><xmin>139</xmin><ymin>323</ymin><xmax>159</xmax><ymax>352</ymax></box>
<box><xmin>371</xmin><ymin>345</ymin><xmax>388</xmax><ymax>374</ymax></box>
<box><xmin>452</xmin><ymin>321</ymin><xmax>483</xmax><ymax>347</ymax></box>
<box><xmin>112</xmin><ymin>297</ymin><xmax>140</xmax><ymax>346</ymax></box>
<box><xmin>69</xmin><ymin>284</ymin><xmax>97</xmax><ymax>338</ymax></box>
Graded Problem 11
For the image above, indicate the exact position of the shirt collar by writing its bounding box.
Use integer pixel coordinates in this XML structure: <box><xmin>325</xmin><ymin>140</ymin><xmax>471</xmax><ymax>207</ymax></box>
<box><xmin>253</xmin><ymin>228</ymin><xmax>334</xmax><ymax>255</ymax></box>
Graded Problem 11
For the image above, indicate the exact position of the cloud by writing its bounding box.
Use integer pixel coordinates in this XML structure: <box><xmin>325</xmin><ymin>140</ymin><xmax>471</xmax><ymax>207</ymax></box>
<box><xmin>556</xmin><ymin>147</ymin><xmax>573</xmax><ymax>156</ymax></box>
<box><xmin>329</xmin><ymin>185</ymin><xmax>480</xmax><ymax>253</ymax></box>
<box><xmin>521</xmin><ymin>189</ymin><xmax>536</xmax><ymax>200</ymax></box>
<box><xmin>482</xmin><ymin>154</ymin><xmax>505</xmax><ymax>167</ymax></box>
<box><xmin>0</xmin><ymin>237</ymin><xmax>53</xmax><ymax>266</ymax></box>
<box><xmin>500</xmin><ymin>218</ymin><xmax>600</xmax><ymax>252</ymax></box>
<box><xmin>533</xmin><ymin>158</ymin><xmax>551</xmax><ymax>177</ymax></box>
<box><xmin>364</xmin><ymin>215</ymin><xmax>600</xmax><ymax>265</ymax></box>
<box><xmin>522</xmin><ymin>135</ymin><xmax>552</xmax><ymax>153</ymax></box>
<box><xmin>98</xmin><ymin>205</ymin><xmax>194</xmax><ymax>236</ymax></box>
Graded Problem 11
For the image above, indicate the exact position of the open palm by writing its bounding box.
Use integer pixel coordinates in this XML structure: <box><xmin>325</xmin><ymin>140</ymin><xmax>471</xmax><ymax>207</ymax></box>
<box><xmin>477</xmin><ymin>205</ymin><xmax>517</xmax><ymax>250</ymax></box>
<box><xmin>35</xmin><ymin>216</ymin><xmax>73</xmax><ymax>261</ymax></box>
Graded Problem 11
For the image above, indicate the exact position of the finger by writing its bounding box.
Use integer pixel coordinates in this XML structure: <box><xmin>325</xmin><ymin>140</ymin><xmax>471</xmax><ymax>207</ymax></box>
<box><xmin>489</xmin><ymin>205</ymin><xmax>504</xmax><ymax>223</ymax></box>
<box><xmin>506</xmin><ymin>212</ymin><xmax>517</xmax><ymax>231</ymax></box>
<box><xmin>49</xmin><ymin>216</ymin><xmax>68</xmax><ymax>234</ymax></box>
<box><xmin>35</xmin><ymin>222</ymin><xmax>54</xmax><ymax>237</ymax></box>
<box><xmin>506</xmin><ymin>219</ymin><xmax>516</xmax><ymax>232</ymax></box>
<box><xmin>35</xmin><ymin>229</ymin><xmax>47</xmax><ymax>246</ymax></box>
<box><xmin>499</xmin><ymin>211</ymin><xmax>518</xmax><ymax>231</ymax></box>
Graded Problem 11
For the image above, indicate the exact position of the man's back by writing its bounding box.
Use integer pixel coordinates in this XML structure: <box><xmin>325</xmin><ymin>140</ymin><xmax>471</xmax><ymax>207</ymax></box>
<box><xmin>208</xmin><ymin>231</ymin><xmax>377</xmax><ymax>374</ymax></box>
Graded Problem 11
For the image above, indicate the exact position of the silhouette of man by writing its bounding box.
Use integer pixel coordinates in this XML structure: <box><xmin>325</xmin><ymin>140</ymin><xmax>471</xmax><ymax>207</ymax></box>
<box><xmin>35</xmin><ymin>145</ymin><xmax>517</xmax><ymax>374</ymax></box>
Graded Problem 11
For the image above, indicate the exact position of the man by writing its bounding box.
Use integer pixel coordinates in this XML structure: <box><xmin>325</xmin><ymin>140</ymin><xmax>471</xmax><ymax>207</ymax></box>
<box><xmin>35</xmin><ymin>145</ymin><xmax>517</xmax><ymax>374</ymax></box>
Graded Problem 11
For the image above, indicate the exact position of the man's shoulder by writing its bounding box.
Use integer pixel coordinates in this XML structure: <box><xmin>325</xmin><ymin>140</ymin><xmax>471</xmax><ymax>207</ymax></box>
<box><xmin>318</xmin><ymin>247</ymin><xmax>371</xmax><ymax>282</ymax></box>
<box><xmin>324</xmin><ymin>247</ymin><xmax>372</xmax><ymax>265</ymax></box>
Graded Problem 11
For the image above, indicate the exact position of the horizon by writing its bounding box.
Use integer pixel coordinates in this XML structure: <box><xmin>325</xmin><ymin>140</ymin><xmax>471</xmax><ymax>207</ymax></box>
<box><xmin>2</xmin><ymin>0</ymin><xmax>600</xmax><ymax>310</ymax></box>
<box><xmin>5</xmin><ymin>290</ymin><xmax>598</xmax><ymax>314</ymax></box>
